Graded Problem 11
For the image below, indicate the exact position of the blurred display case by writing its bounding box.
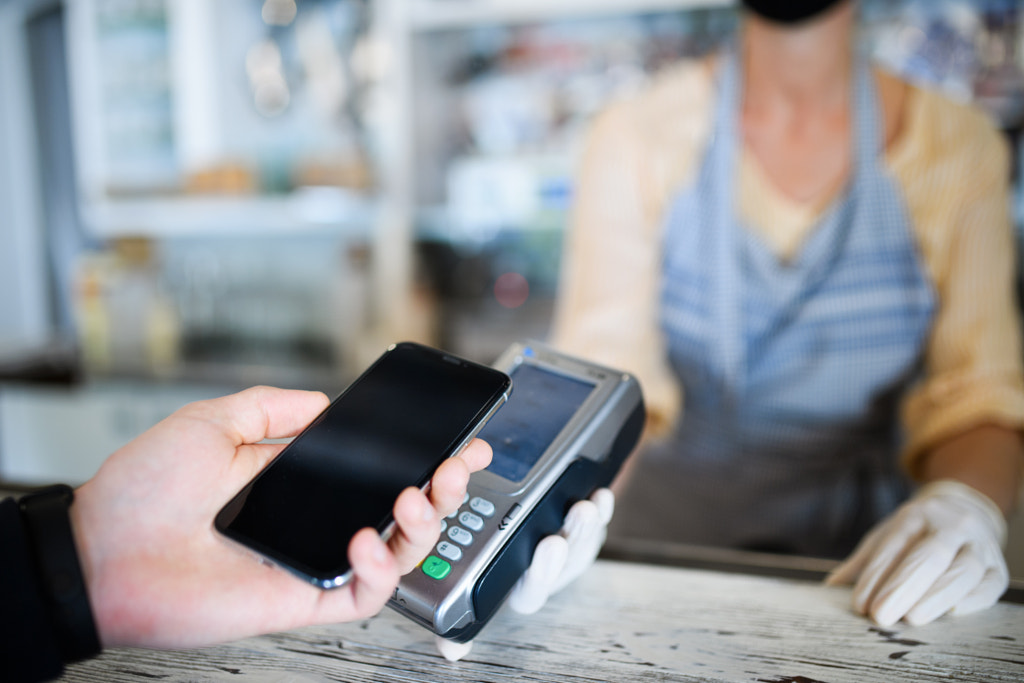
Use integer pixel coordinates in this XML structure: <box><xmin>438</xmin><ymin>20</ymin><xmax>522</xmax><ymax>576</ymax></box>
<box><xmin>60</xmin><ymin>0</ymin><xmax>389</xmax><ymax>387</ymax></box>
<box><xmin>37</xmin><ymin>0</ymin><xmax>1024</xmax><ymax>379</ymax></box>
<box><xmin>67</xmin><ymin>0</ymin><xmax>379</xmax><ymax>231</ymax></box>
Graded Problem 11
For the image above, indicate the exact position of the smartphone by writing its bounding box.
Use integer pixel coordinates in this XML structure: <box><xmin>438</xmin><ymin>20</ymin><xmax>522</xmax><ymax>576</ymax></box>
<box><xmin>214</xmin><ymin>342</ymin><xmax>512</xmax><ymax>589</ymax></box>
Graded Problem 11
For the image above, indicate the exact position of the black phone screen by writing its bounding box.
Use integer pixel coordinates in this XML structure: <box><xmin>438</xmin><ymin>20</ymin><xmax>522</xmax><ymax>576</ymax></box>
<box><xmin>481</xmin><ymin>363</ymin><xmax>595</xmax><ymax>483</ymax></box>
<box><xmin>215</xmin><ymin>342</ymin><xmax>511</xmax><ymax>587</ymax></box>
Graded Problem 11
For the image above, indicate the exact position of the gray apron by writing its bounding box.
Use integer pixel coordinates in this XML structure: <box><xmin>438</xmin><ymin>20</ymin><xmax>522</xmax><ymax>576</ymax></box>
<box><xmin>608</xmin><ymin>52</ymin><xmax>936</xmax><ymax>559</ymax></box>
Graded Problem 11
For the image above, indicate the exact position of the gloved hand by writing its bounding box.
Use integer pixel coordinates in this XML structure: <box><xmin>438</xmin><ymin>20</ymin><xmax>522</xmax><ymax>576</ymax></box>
<box><xmin>436</xmin><ymin>488</ymin><xmax>614</xmax><ymax>661</ymax></box>
<box><xmin>825</xmin><ymin>479</ymin><xmax>1008</xmax><ymax>627</ymax></box>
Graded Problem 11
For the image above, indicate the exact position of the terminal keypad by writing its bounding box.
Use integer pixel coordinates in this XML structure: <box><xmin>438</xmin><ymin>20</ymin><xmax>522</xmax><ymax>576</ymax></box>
<box><xmin>422</xmin><ymin>493</ymin><xmax>497</xmax><ymax>580</ymax></box>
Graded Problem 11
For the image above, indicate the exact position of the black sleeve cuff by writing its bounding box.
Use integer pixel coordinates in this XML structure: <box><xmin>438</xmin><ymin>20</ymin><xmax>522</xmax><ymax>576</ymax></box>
<box><xmin>2</xmin><ymin>485</ymin><xmax>103</xmax><ymax>682</ymax></box>
<box><xmin>0</xmin><ymin>496</ymin><xmax>66</xmax><ymax>682</ymax></box>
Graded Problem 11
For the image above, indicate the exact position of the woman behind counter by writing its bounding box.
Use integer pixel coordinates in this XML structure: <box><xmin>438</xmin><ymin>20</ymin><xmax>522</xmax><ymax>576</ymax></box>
<box><xmin>551</xmin><ymin>0</ymin><xmax>1024</xmax><ymax>627</ymax></box>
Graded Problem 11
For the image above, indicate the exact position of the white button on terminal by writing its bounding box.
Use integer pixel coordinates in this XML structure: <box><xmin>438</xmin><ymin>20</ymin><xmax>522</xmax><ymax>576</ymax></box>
<box><xmin>469</xmin><ymin>496</ymin><xmax>495</xmax><ymax>517</ymax></box>
<box><xmin>447</xmin><ymin>526</ymin><xmax>473</xmax><ymax>546</ymax></box>
<box><xmin>458</xmin><ymin>511</ymin><xmax>484</xmax><ymax>532</ymax></box>
<box><xmin>436</xmin><ymin>541</ymin><xmax>463</xmax><ymax>561</ymax></box>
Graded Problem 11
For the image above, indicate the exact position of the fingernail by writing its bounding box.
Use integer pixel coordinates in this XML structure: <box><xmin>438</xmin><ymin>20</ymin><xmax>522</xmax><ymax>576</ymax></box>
<box><xmin>372</xmin><ymin>538</ymin><xmax>388</xmax><ymax>564</ymax></box>
<box><xmin>421</xmin><ymin>497</ymin><xmax>436</xmax><ymax>522</ymax></box>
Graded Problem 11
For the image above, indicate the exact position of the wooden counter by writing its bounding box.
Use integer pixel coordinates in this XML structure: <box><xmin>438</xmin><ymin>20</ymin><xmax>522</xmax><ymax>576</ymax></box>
<box><xmin>61</xmin><ymin>559</ymin><xmax>1024</xmax><ymax>682</ymax></box>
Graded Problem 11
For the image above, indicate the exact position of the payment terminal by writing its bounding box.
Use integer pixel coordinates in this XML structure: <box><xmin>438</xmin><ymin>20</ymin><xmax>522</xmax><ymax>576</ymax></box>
<box><xmin>387</xmin><ymin>340</ymin><xmax>645</xmax><ymax>643</ymax></box>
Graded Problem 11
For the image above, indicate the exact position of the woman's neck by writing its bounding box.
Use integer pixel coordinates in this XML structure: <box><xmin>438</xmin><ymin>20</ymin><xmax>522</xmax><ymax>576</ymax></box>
<box><xmin>741</xmin><ymin>2</ymin><xmax>857</xmax><ymax>112</ymax></box>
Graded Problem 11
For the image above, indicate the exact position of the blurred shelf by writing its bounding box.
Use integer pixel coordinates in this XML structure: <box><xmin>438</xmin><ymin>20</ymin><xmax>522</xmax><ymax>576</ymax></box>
<box><xmin>94</xmin><ymin>360</ymin><xmax>348</xmax><ymax>395</ymax></box>
<box><xmin>81</xmin><ymin>188</ymin><xmax>379</xmax><ymax>239</ymax></box>
<box><xmin>406</xmin><ymin>0</ymin><xmax>734</xmax><ymax>31</ymax></box>
<box><xmin>0</xmin><ymin>378</ymin><xmax>233</xmax><ymax>485</ymax></box>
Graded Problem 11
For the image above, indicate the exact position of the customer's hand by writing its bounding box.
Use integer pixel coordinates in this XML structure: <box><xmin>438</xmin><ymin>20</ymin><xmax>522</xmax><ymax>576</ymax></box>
<box><xmin>436</xmin><ymin>488</ymin><xmax>614</xmax><ymax>661</ymax></box>
<box><xmin>826</xmin><ymin>480</ymin><xmax>1008</xmax><ymax>627</ymax></box>
<box><xmin>69</xmin><ymin>386</ymin><xmax>491</xmax><ymax>650</ymax></box>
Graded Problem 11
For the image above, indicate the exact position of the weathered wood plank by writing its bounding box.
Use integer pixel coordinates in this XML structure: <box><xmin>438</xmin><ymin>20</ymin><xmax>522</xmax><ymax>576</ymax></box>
<box><xmin>61</xmin><ymin>560</ymin><xmax>1024</xmax><ymax>682</ymax></box>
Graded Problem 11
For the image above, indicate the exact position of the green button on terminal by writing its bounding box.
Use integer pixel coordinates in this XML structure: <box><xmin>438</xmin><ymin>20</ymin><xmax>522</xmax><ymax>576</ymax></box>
<box><xmin>422</xmin><ymin>555</ymin><xmax>451</xmax><ymax>580</ymax></box>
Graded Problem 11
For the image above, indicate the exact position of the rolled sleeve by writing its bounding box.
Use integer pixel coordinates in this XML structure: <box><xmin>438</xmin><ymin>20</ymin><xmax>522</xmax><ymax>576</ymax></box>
<box><xmin>551</xmin><ymin>106</ymin><xmax>678</xmax><ymax>434</ymax></box>
<box><xmin>899</xmin><ymin>101</ymin><xmax>1024</xmax><ymax>477</ymax></box>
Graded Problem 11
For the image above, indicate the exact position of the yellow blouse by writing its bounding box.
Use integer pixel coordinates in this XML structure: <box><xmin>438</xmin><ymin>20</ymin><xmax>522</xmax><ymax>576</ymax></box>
<box><xmin>551</xmin><ymin>59</ymin><xmax>1024</xmax><ymax>477</ymax></box>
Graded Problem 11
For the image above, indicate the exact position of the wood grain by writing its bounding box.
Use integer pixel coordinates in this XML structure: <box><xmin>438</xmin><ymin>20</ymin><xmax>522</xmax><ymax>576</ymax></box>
<box><xmin>62</xmin><ymin>560</ymin><xmax>1024</xmax><ymax>682</ymax></box>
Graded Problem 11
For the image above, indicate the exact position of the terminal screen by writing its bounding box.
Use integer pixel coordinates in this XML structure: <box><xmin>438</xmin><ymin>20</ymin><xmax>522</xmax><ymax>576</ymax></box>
<box><xmin>481</xmin><ymin>363</ymin><xmax>595</xmax><ymax>483</ymax></box>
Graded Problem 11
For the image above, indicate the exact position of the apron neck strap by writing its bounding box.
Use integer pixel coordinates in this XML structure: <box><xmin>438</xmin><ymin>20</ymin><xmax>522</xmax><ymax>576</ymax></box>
<box><xmin>705</xmin><ymin>45</ymin><xmax>880</xmax><ymax>400</ymax></box>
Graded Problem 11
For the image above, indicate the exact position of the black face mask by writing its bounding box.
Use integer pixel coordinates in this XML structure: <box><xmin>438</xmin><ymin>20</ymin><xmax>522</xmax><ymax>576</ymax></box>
<box><xmin>740</xmin><ymin>0</ymin><xmax>846</xmax><ymax>25</ymax></box>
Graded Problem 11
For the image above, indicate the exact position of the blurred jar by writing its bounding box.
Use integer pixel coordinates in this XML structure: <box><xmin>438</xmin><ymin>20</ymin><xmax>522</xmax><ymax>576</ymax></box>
<box><xmin>74</xmin><ymin>237</ymin><xmax>182</xmax><ymax>378</ymax></box>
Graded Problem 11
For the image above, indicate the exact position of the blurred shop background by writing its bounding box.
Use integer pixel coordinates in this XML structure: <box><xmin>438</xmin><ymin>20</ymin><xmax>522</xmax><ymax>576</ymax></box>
<box><xmin>0</xmin><ymin>0</ymin><xmax>1023</xmax><ymax>569</ymax></box>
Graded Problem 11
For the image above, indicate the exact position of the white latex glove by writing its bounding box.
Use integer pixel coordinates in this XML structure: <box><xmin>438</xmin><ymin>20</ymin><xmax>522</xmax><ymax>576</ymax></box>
<box><xmin>825</xmin><ymin>480</ymin><xmax>1008</xmax><ymax>627</ymax></box>
<box><xmin>436</xmin><ymin>488</ymin><xmax>614</xmax><ymax>661</ymax></box>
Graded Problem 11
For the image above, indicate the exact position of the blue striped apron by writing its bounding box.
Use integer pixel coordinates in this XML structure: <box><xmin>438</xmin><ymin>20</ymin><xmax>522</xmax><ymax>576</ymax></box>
<box><xmin>608</xmin><ymin>53</ymin><xmax>936</xmax><ymax>558</ymax></box>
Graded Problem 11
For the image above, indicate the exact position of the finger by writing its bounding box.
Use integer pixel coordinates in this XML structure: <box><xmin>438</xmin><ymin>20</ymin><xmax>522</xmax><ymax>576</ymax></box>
<box><xmin>825</xmin><ymin>522</ymin><xmax>886</xmax><ymax>587</ymax></box>
<box><xmin>561</xmin><ymin>499</ymin><xmax>601</xmax><ymax>546</ymax></box>
<box><xmin>436</xmin><ymin>636</ymin><xmax>473</xmax><ymax>662</ymax></box>
<box><xmin>553</xmin><ymin>500</ymin><xmax>605</xmax><ymax>593</ymax></box>
<box><xmin>337</xmin><ymin>527</ymin><xmax>400</xmax><ymax>620</ymax></box>
<box><xmin>868</xmin><ymin>534</ymin><xmax>960</xmax><ymax>627</ymax></box>
<box><xmin>190</xmin><ymin>386</ymin><xmax>329</xmax><ymax>446</ymax></box>
<box><xmin>590</xmin><ymin>488</ymin><xmax>615</xmax><ymax>526</ymax></box>
<box><xmin>508</xmin><ymin>535</ymin><xmax>568</xmax><ymax>615</ymax></box>
<box><xmin>405</xmin><ymin>438</ymin><xmax>491</xmax><ymax>522</ymax></box>
<box><xmin>951</xmin><ymin>561</ymin><xmax>1010</xmax><ymax>616</ymax></box>
<box><xmin>459</xmin><ymin>438</ymin><xmax>493</xmax><ymax>474</ymax></box>
<box><xmin>904</xmin><ymin>551</ymin><xmax>985</xmax><ymax>626</ymax></box>
<box><xmin>429</xmin><ymin>457</ymin><xmax>471</xmax><ymax>519</ymax></box>
<box><xmin>850</xmin><ymin>515</ymin><xmax>927</xmax><ymax>614</ymax></box>
<box><xmin>389</xmin><ymin>486</ymin><xmax>441</xmax><ymax>573</ymax></box>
